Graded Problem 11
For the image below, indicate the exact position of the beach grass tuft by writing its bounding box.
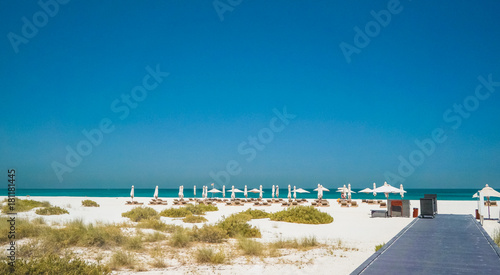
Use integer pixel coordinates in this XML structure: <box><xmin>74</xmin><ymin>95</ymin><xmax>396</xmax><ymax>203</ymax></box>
<box><xmin>122</xmin><ymin>207</ymin><xmax>159</xmax><ymax>222</ymax></box>
<box><xmin>237</xmin><ymin>237</ymin><xmax>264</xmax><ymax>256</ymax></box>
<box><xmin>0</xmin><ymin>253</ymin><xmax>111</xmax><ymax>274</ymax></box>
<box><xmin>269</xmin><ymin>236</ymin><xmax>319</xmax><ymax>250</ymax></box>
<box><xmin>170</xmin><ymin>228</ymin><xmax>192</xmax><ymax>248</ymax></box>
<box><xmin>125</xmin><ymin>235</ymin><xmax>143</xmax><ymax>250</ymax></box>
<box><xmin>216</xmin><ymin>213</ymin><xmax>261</xmax><ymax>238</ymax></box>
<box><xmin>1</xmin><ymin>198</ymin><xmax>50</xmax><ymax>213</ymax></box>
<box><xmin>160</xmin><ymin>203</ymin><xmax>219</xmax><ymax>218</ymax></box>
<box><xmin>493</xmin><ymin>229</ymin><xmax>500</xmax><ymax>246</ymax></box>
<box><xmin>183</xmin><ymin>214</ymin><xmax>208</xmax><ymax>223</ymax></box>
<box><xmin>375</xmin><ymin>242</ymin><xmax>385</xmax><ymax>252</ymax></box>
<box><xmin>35</xmin><ymin>206</ymin><xmax>69</xmax><ymax>215</ymax></box>
<box><xmin>240</xmin><ymin>208</ymin><xmax>270</xmax><ymax>219</ymax></box>
<box><xmin>0</xmin><ymin>217</ymin><xmax>47</xmax><ymax>243</ymax></box>
<box><xmin>191</xmin><ymin>224</ymin><xmax>227</xmax><ymax>243</ymax></box>
<box><xmin>270</xmin><ymin>206</ymin><xmax>333</xmax><ymax>224</ymax></box>
<box><xmin>82</xmin><ymin>199</ymin><xmax>100</xmax><ymax>207</ymax></box>
<box><xmin>109</xmin><ymin>250</ymin><xmax>134</xmax><ymax>270</ymax></box>
<box><xmin>195</xmin><ymin>247</ymin><xmax>226</xmax><ymax>264</ymax></box>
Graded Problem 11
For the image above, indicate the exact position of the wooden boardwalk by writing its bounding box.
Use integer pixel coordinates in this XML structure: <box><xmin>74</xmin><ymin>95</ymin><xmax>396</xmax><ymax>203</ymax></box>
<box><xmin>352</xmin><ymin>214</ymin><xmax>500</xmax><ymax>274</ymax></box>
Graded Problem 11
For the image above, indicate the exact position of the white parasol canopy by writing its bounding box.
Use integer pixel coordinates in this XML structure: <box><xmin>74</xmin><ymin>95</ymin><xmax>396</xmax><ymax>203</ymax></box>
<box><xmin>222</xmin><ymin>185</ymin><xmax>225</xmax><ymax>198</ymax></box>
<box><xmin>272</xmin><ymin>185</ymin><xmax>275</xmax><ymax>198</ymax></box>
<box><xmin>276</xmin><ymin>185</ymin><xmax>279</xmax><ymax>198</ymax></box>
<box><xmin>372</xmin><ymin>182</ymin><xmax>400</xmax><ymax>198</ymax></box>
<box><xmin>179</xmin><ymin>185</ymin><xmax>184</xmax><ymax>199</ymax></box>
<box><xmin>244</xmin><ymin>185</ymin><xmax>248</xmax><ymax>198</ymax></box>
<box><xmin>259</xmin><ymin>185</ymin><xmax>263</xmax><ymax>199</ymax></box>
<box><xmin>248</xmin><ymin>188</ymin><xmax>260</xmax><ymax>193</ymax></box>
<box><xmin>373</xmin><ymin>182</ymin><xmax>377</xmax><ymax>197</ymax></box>
<box><xmin>399</xmin><ymin>184</ymin><xmax>407</xmax><ymax>198</ymax></box>
<box><xmin>130</xmin><ymin>185</ymin><xmax>135</xmax><ymax>201</ymax></box>
<box><xmin>288</xmin><ymin>185</ymin><xmax>292</xmax><ymax>200</ymax></box>
<box><xmin>207</xmin><ymin>188</ymin><xmax>222</xmax><ymax>193</ymax></box>
<box><xmin>154</xmin><ymin>185</ymin><xmax>158</xmax><ymax>200</ymax></box>
<box><xmin>296</xmin><ymin>188</ymin><xmax>310</xmax><ymax>193</ymax></box>
<box><xmin>293</xmin><ymin>186</ymin><xmax>297</xmax><ymax>200</ymax></box>
<box><xmin>359</xmin><ymin>188</ymin><xmax>373</xmax><ymax>193</ymax></box>
<box><xmin>193</xmin><ymin>185</ymin><xmax>196</xmax><ymax>197</ymax></box>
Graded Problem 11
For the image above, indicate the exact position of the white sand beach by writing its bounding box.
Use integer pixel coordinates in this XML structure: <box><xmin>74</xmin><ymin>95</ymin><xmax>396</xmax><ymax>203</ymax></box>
<box><xmin>3</xmin><ymin>196</ymin><xmax>500</xmax><ymax>275</ymax></box>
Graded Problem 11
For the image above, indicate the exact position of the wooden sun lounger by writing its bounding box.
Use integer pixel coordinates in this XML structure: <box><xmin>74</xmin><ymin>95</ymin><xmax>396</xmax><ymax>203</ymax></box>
<box><xmin>351</xmin><ymin>201</ymin><xmax>358</xmax><ymax>207</ymax></box>
<box><xmin>341</xmin><ymin>201</ymin><xmax>348</xmax><ymax>207</ymax></box>
<box><xmin>311</xmin><ymin>201</ymin><xmax>317</xmax><ymax>206</ymax></box>
<box><xmin>380</xmin><ymin>202</ymin><xmax>387</xmax><ymax>208</ymax></box>
<box><xmin>281</xmin><ymin>201</ymin><xmax>290</xmax><ymax>206</ymax></box>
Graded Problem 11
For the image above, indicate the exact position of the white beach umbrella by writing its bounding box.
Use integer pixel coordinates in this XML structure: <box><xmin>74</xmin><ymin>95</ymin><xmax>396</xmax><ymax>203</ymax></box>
<box><xmin>178</xmin><ymin>185</ymin><xmax>184</xmax><ymax>199</ymax></box>
<box><xmin>207</xmin><ymin>188</ymin><xmax>222</xmax><ymax>194</ymax></box>
<box><xmin>222</xmin><ymin>185</ymin><xmax>225</xmax><ymax>198</ymax></box>
<box><xmin>373</xmin><ymin>182</ymin><xmax>377</xmax><ymax>197</ymax></box>
<box><xmin>348</xmin><ymin>183</ymin><xmax>355</xmax><ymax>199</ymax></box>
<box><xmin>359</xmin><ymin>188</ymin><xmax>373</xmax><ymax>193</ymax></box>
<box><xmin>276</xmin><ymin>185</ymin><xmax>279</xmax><ymax>198</ymax></box>
<box><xmin>272</xmin><ymin>185</ymin><xmax>275</xmax><ymax>198</ymax></box>
<box><xmin>130</xmin><ymin>185</ymin><xmax>135</xmax><ymax>202</ymax></box>
<box><xmin>399</xmin><ymin>184</ymin><xmax>407</xmax><ymax>198</ymax></box>
<box><xmin>372</xmin><ymin>182</ymin><xmax>400</xmax><ymax>199</ymax></box>
<box><xmin>296</xmin><ymin>188</ymin><xmax>310</xmax><ymax>193</ymax></box>
<box><xmin>248</xmin><ymin>188</ymin><xmax>260</xmax><ymax>193</ymax></box>
<box><xmin>231</xmin><ymin>186</ymin><xmax>236</xmax><ymax>200</ymax></box>
<box><xmin>259</xmin><ymin>185</ymin><xmax>263</xmax><ymax>199</ymax></box>
<box><xmin>244</xmin><ymin>185</ymin><xmax>248</xmax><ymax>198</ymax></box>
<box><xmin>154</xmin><ymin>185</ymin><xmax>159</xmax><ymax>200</ymax></box>
<box><xmin>288</xmin><ymin>185</ymin><xmax>292</xmax><ymax>200</ymax></box>
<box><xmin>293</xmin><ymin>186</ymin><xmax>297</xmax><ymax>200</ymax></box>
<box><xmin>193</xmin><ymin>185</ymin><xmax>196</xmax><ymax>197</ymax></box>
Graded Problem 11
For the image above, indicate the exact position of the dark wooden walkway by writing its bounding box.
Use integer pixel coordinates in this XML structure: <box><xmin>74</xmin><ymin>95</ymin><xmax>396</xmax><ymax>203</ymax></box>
<box><xmin>352</xmin><ymin>214</ymin><xmax>500</xmax><ymax>274</ymax></box>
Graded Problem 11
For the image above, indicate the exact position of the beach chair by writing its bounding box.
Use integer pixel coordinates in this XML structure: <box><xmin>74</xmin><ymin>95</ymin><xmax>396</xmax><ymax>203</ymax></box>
<box><xmin>380</xmin><ymin>202</ymin><xmax>387</xmax><ymax>208</ymax></box>
<box><xmin>281</xmin><ymin>201</ymin><xmax>289</xmax><ymax>207</ymax></box>
<box><xmin>263</xmin><ymin>201</ymin><xmax>269</xmax><ymax>206</ymax></box>
<box><xmin>492</xmin><ymin>201</ymin><xmax>498</xmax><ymax>206</ymax></box>
<box><xmin>340</xmin><ymin>201</ymin><xmax>348</xmax><ymax>207</ymax></box>
<box><xmin>254</xmin><ymin>201</ymin><xmax>261</xmax><ymax>206</ymax></box>
<box><xmin>351</xmin><ymin>201</ymin><xmax>358</xmax><ymax>207</ymax></box>
<box><xmin>321</xmin><ymin>200</ymin><xmax>329</xmax><ymax>207</ymax></box>
<box><xmin>292</xmin><ymin>201</ymin><xmax>298</xmax><ymax>206</ymax></box>
<box><xmin>311</xmin><ymin>201</ymin><xmax>317</xmax><ymax>206</ymax></box>
<box><xmin>362</xmin><ymin>199</ymin><xmax>367</xmax><ymax>203</ymax></box>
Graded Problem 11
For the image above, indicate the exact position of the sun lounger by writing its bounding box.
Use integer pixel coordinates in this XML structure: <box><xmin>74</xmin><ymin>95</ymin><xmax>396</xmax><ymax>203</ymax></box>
<box><xmin>492</xmin><ymin>201</ymin><xmax>498</xmax><ymax>206</ymax></box>
<box><xmin>341</xmin><ymin>201</ymin><xmax>348</xmax><ymax>207</ymax></box>
<box><xmin>281</xmin><ymin>201</ymin><xmax>289</xmax><ymax>206</ymax></box>
<box><xmin>362</xmin><ymin>199</ymin><xmax>367</xmax><ymax>203</ymax></box>
<box><xmin>321</xmin><ymin>201</ymin><xmax>329</xmax><ymax>207</ymax></box>
<box><xmin>292</xmin><ymin>201</ymin><xmax>298</xmax><ymax>206</ymax></box>
<box><xmin>380</xmin><ymin>202</ymin><xmax>387</xmax><ymax>208</ymax></box>
<box><xmin>311</xmin><ymin>201</ymin><xmax>317</xmax><ymax>206</ymax></box>
<box><xmin>263</xmin><ymin>201</ymin><xmax>269</xmax><ymax>206</ymax></box>
<box><xmin>254</xmin><ymin>201</ymin><xmax>261</xmax><ymax>206</ymax></box>
<box><xmin>351</xmin><ymin>201</ymin><xmax>358</xmax><ymax>207</ymax></box>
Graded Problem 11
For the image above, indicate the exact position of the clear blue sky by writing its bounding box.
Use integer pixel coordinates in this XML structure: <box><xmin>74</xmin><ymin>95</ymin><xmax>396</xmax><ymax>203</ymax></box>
<box><xmin>1</xmin><ymin>0</ymin><xmax>499</xmax><ymax>189</ymax></box>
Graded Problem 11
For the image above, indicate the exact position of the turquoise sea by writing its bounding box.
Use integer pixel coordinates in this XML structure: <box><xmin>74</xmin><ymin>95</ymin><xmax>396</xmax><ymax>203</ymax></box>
<box><xmin>4</xmin><ymin>188</ymin><xmax>486</xmax><ymax>201</ymax></box>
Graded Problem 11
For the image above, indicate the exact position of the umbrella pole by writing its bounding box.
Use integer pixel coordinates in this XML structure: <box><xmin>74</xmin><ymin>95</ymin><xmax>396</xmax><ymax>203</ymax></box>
<box><xmin>488</xmin><ymin>198</ymin><xmax>491</xmax><ymax>219</ymax></box>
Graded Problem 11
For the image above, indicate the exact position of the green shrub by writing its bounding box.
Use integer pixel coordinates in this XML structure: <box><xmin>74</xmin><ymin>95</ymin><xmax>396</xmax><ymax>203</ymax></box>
<box><xmin>160</xmin><ymin>204</ymin><xmax>218</xmax><ymax>218</ymax></box>
<box><xmin>0</xmin><ymin>254</ymin><xmax>111</xmax><ymax>274</ymax></box>
<box><xmin>144</xmin><ymin>231</ymin><xmax>167</xmax><ymax>242</ymax></box>
<box><xmin>122</xmin><ymin>207</ymin><xmax>159</xmax><ymax>222</ymax></box>
<box><xmin>35</xmin><ymin>206</ymin><xmax>69</xmax><ymax>215</ymax></box>
<box><xmin>0</xmin><ymin>218</ymin><xmax>47</xmax><ymax>243</ymax></box>
<box><xmin>82</xmin><ymin>199</ymin><xmax>100</xmax><ymax>207</ymax></box>
<box><xmin>1</xmin><ymin>198</ymin><xmax>50</xmax><ymax>213</ymax></box>
<box><xmin>375</xmin><ymin>243</ymin><xmax>385</xmax><ymax>252</ymax></box>
<box><xmin>216</xmin><ymin>213</ymin><xmax>261</xmax><ymax>238</ymax></box>
<box><xmin>109</xmin><ymin>250</ymin><xmax>134</xmax><ymax>270</ymax></box>
<box><xmin>125</xmin><ymin>236</ymin><xmax>143</xmax><ymax>250</ymax></box>
<box><xmin>270</xmin><ymin>206</ymin><xmax>333</xmax><ymax>224</ymax></box>
<box><xmin>183</xmin><ymin>214</ymin><xmax>208</xmax><ymax>223</ymax></box>
<box><xmin>241</xmin><ymin>209</ymin><xmax>270</xmax><ymax>219</ymax></box>
<box><xmin>238</xmin><ymin>237</ymin><xmax>264</xmax><ymax>256</ymax></box>
<box><xmin>170</xmin><ymin>228</ymin><xmax>192</xmax><ymax>248</ymax></box>
<box><xmin>136</xmin><ymin>218</ymin><xmax>169</xmax><ymax>231</ymax></box>
<box><xmin>44</xmin><ymin>220</ymin><xmax>124</xmax><ymax>248</ymax></box>
<box><xmin>195</xmin><ymin>247</ymin><xmax>226</xmax><ymax>264</ymax></box>
<box><xmin>192</xmin><ymin>225</ymin><xmax>227</xmax><ymax>243</ymax></box>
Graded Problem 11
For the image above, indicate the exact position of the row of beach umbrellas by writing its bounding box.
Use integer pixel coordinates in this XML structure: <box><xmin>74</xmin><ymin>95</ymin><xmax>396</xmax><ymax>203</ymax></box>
<box><xmin>131</xmin><ymin>182</ymin><xmax>408</xmax><ymax>202</ymax></box>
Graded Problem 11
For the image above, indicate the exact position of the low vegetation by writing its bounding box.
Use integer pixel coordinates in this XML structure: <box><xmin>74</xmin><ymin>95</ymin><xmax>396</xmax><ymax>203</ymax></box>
<box><xmin>1</xmin><ymin>198</ymin><xmax>50</xmax><ymax>213</ymax></box>
<box><xmin>82</xmin><ymin>199</ymin><xmax>100</xmax><ymax>207</ymax></box>
<box><xmin>0</xmin><ymin>217</ymin><xmax>47</xmax><ymax>243</ymax></box>
<box><xmin>183</xmin><ymin>214</ymin><xmax>208</xmax><ymax>223</ymax></box>
<box><xmin>35</xmin><ymin>206</ymin><xmax>69</xmax><ymax>215</ymax></box>
<box><xmin>238</xmin><ymin>237</ymin><xmax>264</xmax><ymax>256</ymax></box>
<box><xmin>216</xmin><ymin>213</ymin><xmax>261</xmax><ymax>238</ymax></box>
<box><xmin>195</xmin><ymin>247</ymin><xmax>226</xmax><ymax>264</ymax></box>
<box><xmin>270</xmin><ymin>236</ymin><xmax>319</xmax><ymax>250</ymax></box>
<box><xmin>493</xmin><ymin>229</ymin><xmax>500</xmax><ymax>246</ymax></box>
<box><xmin>270</xmin><ymin>206</ymin><xmax>333</xmax><ymax>224</ymax></box>
<box><xmin>170</xmin><ymin>228</ymin><xmax>192</xmax><ymax>248</ymax></box>
<box><xmin>240</xmin><ymin>208</ymin><xmax>270</xmax><ymax>219</ymax></box>
<box><xmin>375</xmin><ymin>243</ymin><xmax>385</xmax><ymax>252</ymax></box>
<box><xmin>191</xmin><ymin>225</ymin><xmax>227</xmax><ymax>243</ymax></box>
<box><xmin>160</xmin><ymin>204</ymin><xmax>218</xmax><ymax>218</ymax></box>
<box><xmin>109</xmin><ymin>250</ymin><xmax>135</xmax><ymax>270</ymax></box>
<box><xmin>0</xmin><ymin>254</ymin><xmax>111</xmax><ymax>274</ymax></box>
<box><xmin>122</xmin><ymin>207</ymin><xmax>159</xmax><ymax>222</ymax></box>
